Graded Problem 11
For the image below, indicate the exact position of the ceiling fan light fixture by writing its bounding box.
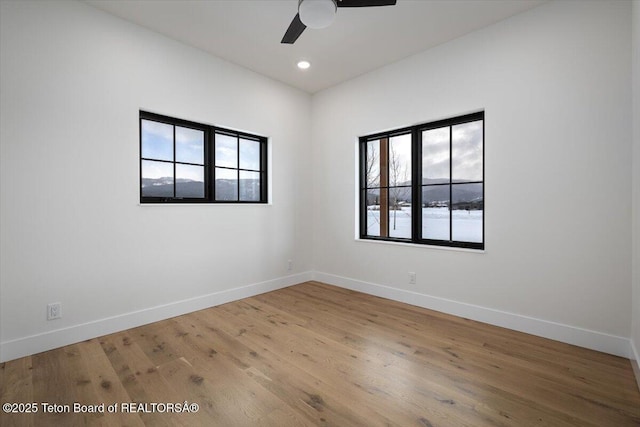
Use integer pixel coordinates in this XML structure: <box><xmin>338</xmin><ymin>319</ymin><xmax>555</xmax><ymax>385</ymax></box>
<box><xmin>299</xmin><ymin>0</ymin><xmax>337</xmax><ymax>30</ymax></box>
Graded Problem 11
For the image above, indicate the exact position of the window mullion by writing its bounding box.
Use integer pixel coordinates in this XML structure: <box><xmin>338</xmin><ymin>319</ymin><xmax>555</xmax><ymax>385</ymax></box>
<box><xmin>380</xmin><ymin>138</ymin><xmax>389</xmax><ymax>238</ymax></box>
<box><xmin>449</xmin><ymin>125</ymin><xmax>453</xmax><ymax>242</ymax></box>
<box><xmin>208</xmin><ymin>129</ymin><xmax>214</xmax><ymax>201</ymax></box>
<box><xmin>236</xmin><ymin>136</ymin><xmax>240</xmax><ymax>201</ymax></box>
<box><xmin>173</xmin><ymin>125</ymin><xmax>177</xmax><ymax>198</ymax></box>
<box><xmin>412</xmin><ymin>128</ymin><xmax>420</xmax><ymax>243</ymax></box>
<box><xmin>261</xmin><ymin>138</ymin><xmax>267</xmax><ymax>202</ymax></box>
<box><xmin>359</xmin><ymin>139</ymin><xmax>367</xmax><ymax>238</ymax></box>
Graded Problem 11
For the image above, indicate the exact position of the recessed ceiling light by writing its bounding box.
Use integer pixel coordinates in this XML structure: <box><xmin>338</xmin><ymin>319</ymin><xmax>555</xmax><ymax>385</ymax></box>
<box><xmin>297</xmin><ymin>60</ymin><xmax>311</xmax><ymax>70</ymax></box>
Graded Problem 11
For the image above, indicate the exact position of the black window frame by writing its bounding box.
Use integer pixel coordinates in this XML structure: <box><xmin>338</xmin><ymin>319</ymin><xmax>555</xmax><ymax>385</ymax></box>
<box><xmin>139</xmin><ymin>111</ymin><xmax>268</xmax><ymax>204</ymax></box>
<box><xmin>359</xmin><ymin>111</ymin><xmax>484</xmax><ymax>250</ymax></box>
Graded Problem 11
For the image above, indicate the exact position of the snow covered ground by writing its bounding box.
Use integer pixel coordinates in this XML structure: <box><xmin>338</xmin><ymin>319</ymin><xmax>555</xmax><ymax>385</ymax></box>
<box><xmin>367</xmin><ymin>207</ymin><xmax>482</xmax><ymax>243</ymax></box>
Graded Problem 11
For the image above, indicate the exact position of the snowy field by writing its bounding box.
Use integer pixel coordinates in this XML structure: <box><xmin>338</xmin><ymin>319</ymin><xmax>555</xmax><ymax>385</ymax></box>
<box><xmin>367</xmin><ymin>207</ymin><xmax>482</xmax><ymax>243</ymax></box>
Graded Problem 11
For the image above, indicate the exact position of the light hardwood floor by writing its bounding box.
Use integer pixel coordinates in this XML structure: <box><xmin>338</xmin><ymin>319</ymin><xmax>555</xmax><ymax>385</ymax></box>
<box><xmin>1</xmin><ymin>281</ymin><xmax>639</xmax><ymax>426</ymax></box>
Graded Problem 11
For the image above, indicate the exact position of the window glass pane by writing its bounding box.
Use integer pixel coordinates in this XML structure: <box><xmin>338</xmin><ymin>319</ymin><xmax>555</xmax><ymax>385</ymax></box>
<box><xmin>388</xmin><ymin>188</ymin><xmax>411</xmax><ymax>238</ymax></box>
<box><xmin>176</xmin><ymin>127</ymin><xmax>204</xmax><ymax>165</ymax></box>
<box><xmin>239</xmin><ymin>171</ymin><xmax>260</xmax><ymax>201</ymax></box>
<box><xmin>452</xmin><ymin>183</ymin><xmax>483</xmax><ymax>243</ymax></box>
<box><xmin>422</xmin><ymin>127</ymin><xmax>449</xmax><ymax>183</ymax></box>
<box><xmin>422</xmin><ymin>185</ymin><xmax>450</xmax><ymax>240</ymax></box>
<box><xmin>366</xmin><ymin>140</ymin><xmax>380</xmax><ymax>188</ymax></box>
<box><xmin>239</xmin><ymin>139</ymin><xmax>260</xmax><ymax>171</ymax></box>
<box><xmin>141</xmin><ymin>160</ymin><xmax>173</xmax><ymax>197</ymax></box>
<box><xmin>452</xmin><ymin>120</ymin><xmax>483</xmax><ymax>182</ymax></box>
<box><xmin>215</xmin><ymin>133</ymin><xmax>237</xmax><ymax>168</ymax></box>
<box><xmin>388</xmin><ymin>134</ymin><xmax>411</xmax><ymax>186</ymax></box>
<box><xmin>176</xmin><ymin>164</ymin><xmax>204</xmax><ymax>198</ymax></box>
<box><xmin>365</xmin><ymin>188</ymin><xmax>381</xmax><ymax>236</ymax></box>
<box><xmin>215</xmin><ymin>167</ymin><xmax>238</xmax><ymax>201</ymax></box>
<box><xmin>141</xmin><ymin>120</ymin><xmax>173</xmax><ymax>161</ymax></box>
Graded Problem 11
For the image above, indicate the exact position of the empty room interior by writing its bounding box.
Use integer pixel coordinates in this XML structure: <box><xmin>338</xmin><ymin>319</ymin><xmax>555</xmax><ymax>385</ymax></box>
<box><xmin>1</xmin><ymin>0</ymin><xmax>640</xmax><ymax>425</ymax></box>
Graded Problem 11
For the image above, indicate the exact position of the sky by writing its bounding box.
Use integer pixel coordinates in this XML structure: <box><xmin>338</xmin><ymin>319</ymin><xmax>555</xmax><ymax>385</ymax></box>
<box><xmin>140</xmin><ymin>120</ymin><xmax>261</xmax><ymax>182</ymax></box>
<box><xmin>141</xmin><ymin>119</ymin><xmax>204</xmax><ymax>181</ymax></box>
<box><xmin>423</xmin><ymin>120</ymin><xmax>483</xmax><ymax>182</ymax></box>
<box><xmin>367</xmin><ymin>119</ymin><xmax>483</xmax><ymax>187</ymax></box>
<box><xmin>215</xmin><ymin>133</ymin><xmax>261</xmax><ymax>171</ymax></box>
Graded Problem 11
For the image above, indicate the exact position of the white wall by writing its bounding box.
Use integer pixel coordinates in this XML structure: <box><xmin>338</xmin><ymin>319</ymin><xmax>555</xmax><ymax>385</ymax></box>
<box><xmin>0</xmin><ymin>0</ymin><xmax>312</xmax><ymax>361</ymax></box>
<box><xmin>631</xmin><ymin>0</ymin><xmax>640</xmax><ymax>388</ymax></box>
<box><xmin>311</xmin><ymin>0</ymin><xmax>633</xmax><ymax>355</ymax></box>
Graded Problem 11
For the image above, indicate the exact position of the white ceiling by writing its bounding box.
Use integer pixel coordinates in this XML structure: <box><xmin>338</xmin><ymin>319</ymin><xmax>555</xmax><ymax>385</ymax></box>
<box><xmin>85</xmin><ymin>0</ymin><xmax>546</xmax><ymax>94</ymax></box>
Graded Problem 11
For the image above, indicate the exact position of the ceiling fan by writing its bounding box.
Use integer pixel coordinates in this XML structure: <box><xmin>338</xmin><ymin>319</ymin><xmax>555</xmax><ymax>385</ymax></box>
<box><xmin>281</xmin><ymin>0</ymin><xmax>397</xmax><ymax>44</ymax></box>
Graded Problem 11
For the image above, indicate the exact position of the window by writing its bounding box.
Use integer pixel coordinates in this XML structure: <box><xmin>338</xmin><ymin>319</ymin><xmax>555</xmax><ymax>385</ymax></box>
<box><xmin>360</xmin><ymin>112</ymin><xmax>484</xmax><ymax>250</ymax></box>
<box><xmin>140</xmin><ymin>111</ymin><xmax>267</xmax><ymax>203</ymax></box>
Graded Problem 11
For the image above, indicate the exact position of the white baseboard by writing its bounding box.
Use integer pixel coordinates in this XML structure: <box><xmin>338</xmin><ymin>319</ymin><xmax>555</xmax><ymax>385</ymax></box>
<box><xmin>1</xmin><ymin>271</ymin><xmax>634</xmax><ymax>364</ymax></box>
<box><xmin>0</xmin><ymin>272</ymin><xmax>313</xmax><ymax>363</ymax></box>
<box><xmin>313</xmin><ymin>272</ymin><xmax>632</xmax><ymax>359</ymax></box>
<box><xmin>631</xmin><ymin>339</ymin><xmax>640</xmax><ymax>392</ymax></box>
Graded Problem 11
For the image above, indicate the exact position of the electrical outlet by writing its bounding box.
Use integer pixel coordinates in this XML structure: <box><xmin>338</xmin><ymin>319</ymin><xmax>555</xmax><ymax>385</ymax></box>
<box><xmin>408</xmin><ymin>272</ymin><xmax>416</xmax><ymax>285</ymax></box>
<box><xmin>47</xmin><ymin>302</ymin><xmax>62</xmax><ymax>320</ymax></box>
<box><xmin>287</xmin><ymin>259</ymin><xmax>293</xmax><ymax>271</ymax></box>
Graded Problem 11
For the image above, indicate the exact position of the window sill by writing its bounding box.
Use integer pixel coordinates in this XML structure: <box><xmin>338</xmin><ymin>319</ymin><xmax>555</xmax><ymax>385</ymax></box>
<box><xmin>355</xmin><ymin>238</ymin><xmax>485</xmax><ymax>253</ymax></box>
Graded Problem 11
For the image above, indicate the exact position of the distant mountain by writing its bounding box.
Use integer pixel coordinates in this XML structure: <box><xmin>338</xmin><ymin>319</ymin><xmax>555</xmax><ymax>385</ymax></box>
<box><xmin>141</xmin><ymin>177</ymin><xmax>204</xmax><ymax>198</ymax></box>
<box><xmin>142</xmin><ymin>177</ymin><xmax>196</xmax><ymax>187</ymax></box>
<box><xmin>365</xmin><ymin>180</ymin><xmax>483</xmax><ymax>209</ymax></box>
<box><xmin>141</xmin><ymin>177</ymin><xmax>259</xmax><ymax>200</ymax></box>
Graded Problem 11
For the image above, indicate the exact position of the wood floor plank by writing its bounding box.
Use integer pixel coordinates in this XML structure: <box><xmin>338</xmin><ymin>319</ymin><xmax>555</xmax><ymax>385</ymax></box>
<box><xmin>249</xmin><ymin>291</ymin><xmax>598</xmax><ymax>427</ymax></box>
<box><xmin>199</xmin><ymin>305</ymin><xmax>395</xmax><ymax>426</ymax></box>
<box><xmin>31</xmin><ymin>346</ymin><xmax>87</xmax><ymax>427</ymax></box>
<box><xmin>294</xmin><ymin>282</ymin><xmax>637</xmax><ymax>425</ymax></box>
<box><xmin>174</xmin><ymin>312</ymin><xmax>317</xmax><ymax>426</ymax></box>
<box><xmin>0</xmin><ymin>357</ymin><xmax>34</xmax><ymax>427</ymax></box>
<box><xmin>269</xmin><ymin>284</ymin><xmax>638</xmax><ymax>425</ymax></box>
<box><xmin>100</xmin><ymin>332</ymin><xmax>189</xmax><ymax>427</ymax></box>
<box><xmin>1</xmin><ymin>281</ymin><xmax>639</xmax><ymax>426</ymax></box>
<box><xmin>155</xmin><ymin>316</ymin><xmax>301</xmax><ymax>427</ymax></box>
<box><xmin>75</xmin><ymin>338</ymin><xmax>144</xmax><ymax>427</ymax></box>
<box><xmin>215</xmin><ymin>298</ymin><xmax>578</xmax><ymax>427</ymax></box>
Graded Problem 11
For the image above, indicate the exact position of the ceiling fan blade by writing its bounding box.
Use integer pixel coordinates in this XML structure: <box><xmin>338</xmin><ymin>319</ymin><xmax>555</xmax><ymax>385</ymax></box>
<box><xmin>336</xmin><ymin>0</ymin><xmax>396</xmax><ymax>7</ymax></box>
<box><xmin>281</xmin><ymin>13</ymin><xmax>306</xmax><ymax>44</ymax></box>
